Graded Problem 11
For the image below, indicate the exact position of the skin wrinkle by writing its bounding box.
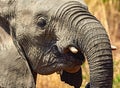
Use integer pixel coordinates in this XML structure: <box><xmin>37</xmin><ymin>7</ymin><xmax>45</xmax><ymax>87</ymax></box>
<box><xmin>54</xmin><ymin>5</ymin><xmax>98</xmax><ymax>53</ymax></box>
<box><xmin>54</xmin><ymin>3</ymin><xmax>87</xmax><ymax>49</ymax></box>
<box><xmin>70</xmin><ymin>12</ymin><xmax>93</xmax><ymax>27</ymax></box>
<box><xmin>60</xmin><ymin>7</ymin><xmax>88</xmax><ymax>27</ymax></box>
<box><xmin>36</xmin><ymin>50</ymin><xmax>60</xmax><ymax>74</ymax></box>
<box><xmin>87</xmin><ymin>45</ymin><xmax>111</xmax><ymax>61</ymax></box>
<box><xmin>84</xmin><ymin>35</ymin><xmax>110</xmax><ymax>53</ymax></box>
<box><xmin>20</xmin><ymin>37</ymin><xmax>41</xmax><ymax>70</ymax></box>
<box><xmin>54</xmin><ymin>2</ymin><xmax>87</xmax><ymax>33</ymax></box>
<box><xmin>55</xmin><ymin>1</ymin><xmax>87</xmax><ymax>19</ymax></box>
<box><xmin>77</xmin><ymin>26</ymin><xmax>112</xmax><ymax>87</ymax></box>
<box><xmin>54</xmin><ymin>2</ymin><xmax>79</xmax><ymax>32</ymax></box>
<box><xmin>76</xmin><ymin>22</ymin><xmax>101</xmax><ymax>50</ymax></box>
<box><xmin>59</xmin><ymin>6</ymin><xmax>86</xmax><ymax>22</ymax></box>
<box><xmin>75</xmin><ymin>17</ymin><xmax>98</xmax><ymax>33</ymax></box>
<box><xmin>84</xmin><ymin>31</ymin><xmax>109</xmax><ymax>51</ymax></box>
<box><xmin>81</xmin><ymin>28</ymin><xmax>107</xmax><ymax>51</ymax></box>
<box><xmin>84</xmin><ymin>35</ymin><xmax>109</xmax><ymax>51</ymax></box>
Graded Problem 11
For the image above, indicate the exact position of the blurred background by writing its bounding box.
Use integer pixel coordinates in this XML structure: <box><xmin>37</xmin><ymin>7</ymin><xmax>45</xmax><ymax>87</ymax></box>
<box><xmin>36</xmin><ymin>0</ymin><xmax>120</xmax><ymax>88</ymax></box>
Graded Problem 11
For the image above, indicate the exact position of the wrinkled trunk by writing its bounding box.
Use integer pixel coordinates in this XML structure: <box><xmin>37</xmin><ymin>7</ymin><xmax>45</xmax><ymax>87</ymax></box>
<box><xmin>59</xmin><ymin>2</ymin><xmax>113</xmax><ymax>87</ymax></box>
<box><xmin>75</xmin><ymin>6</ymin><xmax>113</xmax><ymax>88</ymax></box>
<box><xmin>77</xmin><ymin>20</ymin><xmax>113</xmax><ymax>87</ymax></box>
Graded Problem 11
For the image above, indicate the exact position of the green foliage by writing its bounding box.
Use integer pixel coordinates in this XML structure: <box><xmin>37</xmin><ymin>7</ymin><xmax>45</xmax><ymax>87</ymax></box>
<box><xmin>102</xmin><ymin>0</ymin><xmax>108</xmax><ymax>3</ymax></box>
<box><xmin>114</xmin><ymin>75</ymin><xmax>120</xmax><ymax>83</ymax></box>
<box><xmin>113</xmin><ymin>75</ymin><xmax>120</xmax><ymax>88</ymax></box>
<box><xmin>102</xmin><ymin>0</ymin><xmax>120</xmax><ymax>11</ymax></box>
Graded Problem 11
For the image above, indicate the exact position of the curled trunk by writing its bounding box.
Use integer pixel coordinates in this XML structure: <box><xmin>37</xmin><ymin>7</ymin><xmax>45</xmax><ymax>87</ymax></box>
<box><xmin>58</xmin><ymin>2</ymin><xmax>113</xmax><ymax>87</ymax></box>
<box><xmin>76</xmin><ymin>6</ymin><xmax>113</xmax><ymax>88</ymax></box>
<box><xmin>78</xmin><ymin>21</ymin><xmax>113</xmax><ymax>87</ymax></box>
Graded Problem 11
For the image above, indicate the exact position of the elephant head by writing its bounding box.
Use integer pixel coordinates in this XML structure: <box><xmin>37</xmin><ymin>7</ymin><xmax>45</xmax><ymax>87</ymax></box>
<box><xmin>0</xmin><ymin>0</ymin><xmax>113</xmax><ymax>88</ymax></box>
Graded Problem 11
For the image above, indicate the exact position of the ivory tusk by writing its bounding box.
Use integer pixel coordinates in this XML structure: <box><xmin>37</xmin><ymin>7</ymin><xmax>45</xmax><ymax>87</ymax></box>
<box><xmin>69</xmin><ymin>46</ymin><xmax>78</xmax><ymax>54</ymax></box>
<box><xmin>111</xmin><ymin>45</ymin><xmax>117</xmax><ymax>50</ymax></box>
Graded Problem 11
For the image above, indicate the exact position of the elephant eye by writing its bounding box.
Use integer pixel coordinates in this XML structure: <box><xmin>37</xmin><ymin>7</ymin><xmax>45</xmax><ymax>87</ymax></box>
<box><xmin>37</xmin><ymin>17</ymin><xmax>47</xmax><ymax>28</ymax></box>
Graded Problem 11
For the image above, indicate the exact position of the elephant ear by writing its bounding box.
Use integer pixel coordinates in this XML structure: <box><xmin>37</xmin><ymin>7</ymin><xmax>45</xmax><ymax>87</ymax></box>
<box><xmin>60</xmin><ymin>68</ymin><xmax>82</xmax><ymax>88</ymax></box>
<box><xmin>0</xmin><ymin>17</ymin><xmax>36</xmax><ymax>87</ymax></box>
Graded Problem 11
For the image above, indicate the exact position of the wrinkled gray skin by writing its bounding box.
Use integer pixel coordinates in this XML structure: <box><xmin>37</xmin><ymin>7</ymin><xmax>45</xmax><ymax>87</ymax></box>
<box><xmin>0</xmin><ymin>0</ymin><xmax>113</xmax><ymax>88</ymax></box>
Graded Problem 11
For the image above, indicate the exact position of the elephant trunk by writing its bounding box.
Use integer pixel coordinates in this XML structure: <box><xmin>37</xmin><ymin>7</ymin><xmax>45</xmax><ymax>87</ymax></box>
<box><xmin>77</xmin><ymin>20</ymin><xmax>113</xmax><ymax>87</ymax></box>
<box><xmin>56</xmin><ymin>2</ymin><xmax>113</xmax><ymax>87</ymax></box>
<box><xmin>75</xmin><ymin>6</ymin><xmax>113</xmax><ymax>88</ymax></box>
<box><xmin>61</xmin><ymin>2</ymin><xmax>113</xmax><ymax>88</ymax></box>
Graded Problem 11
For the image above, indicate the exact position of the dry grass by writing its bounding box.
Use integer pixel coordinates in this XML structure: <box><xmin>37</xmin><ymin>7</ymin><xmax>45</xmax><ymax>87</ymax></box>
<box><xmin>36</xmin><ymin>0</ymin><xmax>120</xmax><ymax>88</ymax></box>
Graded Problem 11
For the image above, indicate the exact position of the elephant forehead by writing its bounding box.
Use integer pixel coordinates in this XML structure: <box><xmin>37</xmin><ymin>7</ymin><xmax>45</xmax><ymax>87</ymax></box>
<box><xmin>17</xmin><ymin>0</ymin><xmax>86</xmax><ymax>14</ymax></box>
<box><xmin>35</xmin><ymin>0</ymin><xmax>86</xmax><ymax>11</ymax></box>
<box><xmin>15</xmin><ymin>0</ymin><xmax>87</xmax><ymax>19</ymax></box>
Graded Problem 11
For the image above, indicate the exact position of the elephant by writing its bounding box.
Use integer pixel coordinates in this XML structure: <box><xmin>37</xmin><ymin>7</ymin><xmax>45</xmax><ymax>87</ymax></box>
<box><xmin>0</xmin><ymin>0</ymin><xmax>113</xmax><ymax>88</ymax></box>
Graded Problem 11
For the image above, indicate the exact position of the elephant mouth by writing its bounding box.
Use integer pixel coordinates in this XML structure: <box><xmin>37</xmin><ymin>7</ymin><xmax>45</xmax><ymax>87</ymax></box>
<box><xmin>36</xmin><ymin>46</ymin><xmax>85</xmax><ymax>74</ymax></box>
<box><xmin>62</xmin><ymin>46</ymin><xmax>85</xmax><ymax>72</ymax></box>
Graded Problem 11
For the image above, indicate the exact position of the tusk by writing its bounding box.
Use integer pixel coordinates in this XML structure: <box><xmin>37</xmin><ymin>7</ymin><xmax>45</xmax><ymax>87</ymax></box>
<box><xmin>69</xmin><ymin>46</ymin><xmax>78</xmax><ymax>54</ymax></box>
<box><xmin>111</xmin><ymin>45</ymin><xmax>117</xmax><ymax>50</ymax></box>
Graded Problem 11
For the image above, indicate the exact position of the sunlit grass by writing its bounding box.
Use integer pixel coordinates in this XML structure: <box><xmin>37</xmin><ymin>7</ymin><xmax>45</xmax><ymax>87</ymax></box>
<box><xmin>102</xmin><ymin>0</ymin><xmax>120</xmax><ymax>11</ymax></box>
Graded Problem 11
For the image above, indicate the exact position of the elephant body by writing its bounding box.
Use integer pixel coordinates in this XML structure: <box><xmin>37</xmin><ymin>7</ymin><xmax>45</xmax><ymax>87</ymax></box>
<box><xmin>0</xmin><ymin>0</ymin><xmax>113</xmax><ymax>88</ymax></box>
